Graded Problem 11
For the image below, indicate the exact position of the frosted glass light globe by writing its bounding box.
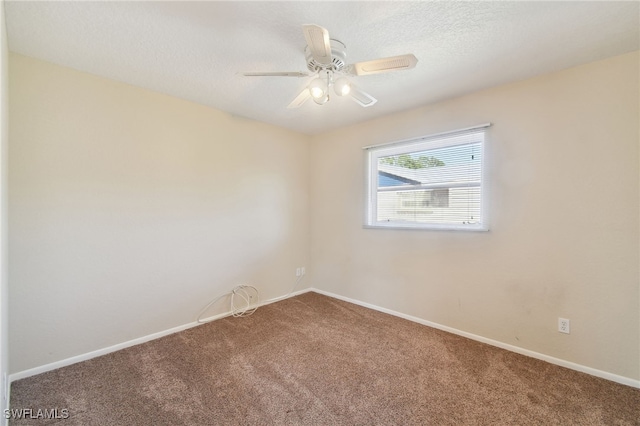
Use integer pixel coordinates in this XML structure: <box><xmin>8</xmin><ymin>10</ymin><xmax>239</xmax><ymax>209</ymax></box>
<box><xmin>308</xmin><ymin>78</ymin><xmax>327</xmax><ymax>99</ymax></box>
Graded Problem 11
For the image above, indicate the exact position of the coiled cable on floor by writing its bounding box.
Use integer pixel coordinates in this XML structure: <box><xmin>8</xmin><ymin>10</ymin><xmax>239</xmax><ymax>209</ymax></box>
<box><xmin>197</xmin><ymin>285</ymin><xmax>260</xmax><ymax>323</ymax></box>
<box><xmin>230</xmin><ymin>285</ymin><xmax>259</xmax><ymax>317</ymax></box>
<box><xmin>196</xmin><ymin>274</ymin><xmax>304</xmax><ymax>324</ymax></box>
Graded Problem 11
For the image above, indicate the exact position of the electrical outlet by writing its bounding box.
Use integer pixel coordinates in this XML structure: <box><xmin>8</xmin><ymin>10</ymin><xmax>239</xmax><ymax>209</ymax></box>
<box><xmin>300</xmin><ymin>267</ymin><xmax>305</xmax><ymax>276</ymax></box>
<box><xmin>295</xmin><ymin>268</ymin><xmax>301</xmax><ymax>277</ymax></box>
<box><xmin>558</xmin><ymin>318</ymin><xmax>570</xmax><ymax>334</ymax></box>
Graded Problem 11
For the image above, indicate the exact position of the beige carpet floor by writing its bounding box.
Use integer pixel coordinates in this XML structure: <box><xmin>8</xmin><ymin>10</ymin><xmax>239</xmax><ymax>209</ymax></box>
<box><xmin>9</xmin><ymin>292</ymin><xmax>640</xmax><ymax>425</ymax></box>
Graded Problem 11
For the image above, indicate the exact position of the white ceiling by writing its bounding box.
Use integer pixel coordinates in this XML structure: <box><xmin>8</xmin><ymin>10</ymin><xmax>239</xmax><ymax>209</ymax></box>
<box><xmin>5</xmin><ymin>1</ymin><xmax>639</xmax><ymax>135</ymax></box>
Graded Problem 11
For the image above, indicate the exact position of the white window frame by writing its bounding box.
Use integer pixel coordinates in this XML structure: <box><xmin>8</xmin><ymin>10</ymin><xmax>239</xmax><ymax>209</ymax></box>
<box><xmin>364</xmin><ymin>124</ymin><xmax>490</xmax><ymax>231</ymax></box>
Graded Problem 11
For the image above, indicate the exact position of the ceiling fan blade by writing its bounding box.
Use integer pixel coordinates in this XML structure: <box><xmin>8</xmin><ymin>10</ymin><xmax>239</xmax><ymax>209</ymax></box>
<box><xmin>347</xmin><ymin>54</ymin><xmax>418</xmax><ymax>76</ymax></box>
<box><xmin>243</xmin><ymin>72</ymin><xmax>309</xmax><ymax>77</ymax></box>
<box><xmin>349</xmin><ymin>85</ymin><xmax>377</xmax><ymax>107</ymax></box>
<box><xmin>287</xmin><ymin>88</ymin><xmax>311</xmax><ymax>109</ymax></box>
<box><xmin>302</xmin><ymin>24</ymin><xmax>332</xmax><ymax>66</ymax></box>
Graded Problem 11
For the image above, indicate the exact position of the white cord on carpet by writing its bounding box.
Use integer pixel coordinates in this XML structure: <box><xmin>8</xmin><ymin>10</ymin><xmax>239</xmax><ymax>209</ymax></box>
<box><xmin>230</xmin><ymin>285</ymin><xmax>259</xmax><ymax>317</ymax></box>
<box><xmin>196</xmin><ymin>273</ymin><xmax>305</xmax><ymax>324</ymax></box>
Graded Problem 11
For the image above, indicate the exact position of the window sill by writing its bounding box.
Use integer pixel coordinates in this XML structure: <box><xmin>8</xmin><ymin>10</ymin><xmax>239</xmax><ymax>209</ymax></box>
<box><xmin>363</xmin><ymin>223</ymin><xmax>489</xmax><ymax>232</ymax></box>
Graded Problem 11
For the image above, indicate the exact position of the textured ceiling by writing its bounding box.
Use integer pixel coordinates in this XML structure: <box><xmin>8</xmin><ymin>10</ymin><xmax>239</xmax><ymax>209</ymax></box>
<box><xmin>5</xmin><ymin>1</ymin><xmax>639</xmax><ymax>135</ymax></box>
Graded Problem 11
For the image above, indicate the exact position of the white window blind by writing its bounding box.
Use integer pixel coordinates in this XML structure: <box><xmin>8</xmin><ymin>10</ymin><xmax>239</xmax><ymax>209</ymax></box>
<box><xmin>365</xmin><ymin>125</ymin><xmax>489</xmax><ymax>231</ymax></box>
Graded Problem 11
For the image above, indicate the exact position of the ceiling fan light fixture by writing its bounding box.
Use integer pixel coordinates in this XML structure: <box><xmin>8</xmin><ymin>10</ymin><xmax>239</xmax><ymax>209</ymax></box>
<box><xmin>308</xmin><ymin>78</ymin><xmax>328</xmax><ymax>99</ymax></box>
<box><xmin>333</xmin><ymin>77</ymin><xmax>351</xmax><ymax>96</ymax></box>
<box><xmin>243</xmin><ymin>24</ymin><xmax>414</xmax><ymax>109</ymax></box>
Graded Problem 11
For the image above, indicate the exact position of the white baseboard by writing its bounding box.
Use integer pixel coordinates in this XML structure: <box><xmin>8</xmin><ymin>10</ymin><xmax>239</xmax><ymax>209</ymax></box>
<box><xmin>9</xmin><ymin>321</ymin><xmax>201</xmax><ymax>383</ymax></box>
<box><xmin>311</xmin><ymin>288</ymin><xmax>640</xmax><ymax>389</ymax></box>
<box><xmin>9</xmin><ymin>288</ymin><xmax>311</xmax><ymax>383</ymax></box>
<box><xmin>9</xmin><ymin>287</ymin><xmax>639</xmax><ymax>390</ymax></box>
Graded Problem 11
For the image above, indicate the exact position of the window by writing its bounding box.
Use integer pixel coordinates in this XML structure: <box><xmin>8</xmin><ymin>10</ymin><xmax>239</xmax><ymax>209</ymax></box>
<box><xmin>365</xmin><ymin>125</ymin><xmax>489</xmax><ymax>231</ymax></box>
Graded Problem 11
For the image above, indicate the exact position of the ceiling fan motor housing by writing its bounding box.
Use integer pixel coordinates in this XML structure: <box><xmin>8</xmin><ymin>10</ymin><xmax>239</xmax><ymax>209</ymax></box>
<box><xmin>306</xmin><ymin>39</ymin><xmax>347</xmax><ymax>72</ymax></box>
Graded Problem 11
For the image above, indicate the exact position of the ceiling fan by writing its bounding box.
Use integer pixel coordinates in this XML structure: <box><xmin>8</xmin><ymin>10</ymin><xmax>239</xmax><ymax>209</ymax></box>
<box><xmin>243</xmin><ymin>24</ymin><xmax>418</xmax><ymax>109</ymax></box>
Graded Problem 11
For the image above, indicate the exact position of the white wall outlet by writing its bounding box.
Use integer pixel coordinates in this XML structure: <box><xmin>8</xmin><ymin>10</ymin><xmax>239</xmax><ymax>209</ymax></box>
<box><xmin>558</xmin><ymin>318</ymin><xmax>570</xmax><ymax>334</ymax></box>
<box><xmin>295</xmin><ymin>268</ymin><xmax>301</xmax><ymax>277</ymax></box>
<box><xmin>300</xmin><ymin>267</ymin><xmax>305</xmax><ymax>276</ymax></box>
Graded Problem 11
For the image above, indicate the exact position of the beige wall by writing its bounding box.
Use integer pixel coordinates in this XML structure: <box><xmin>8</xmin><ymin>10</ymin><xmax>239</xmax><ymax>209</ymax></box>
<box><xmin>310</xmin><ymin>52</ymin><xmax>639</xmax><ymax>380</ymax></box>
<box><xmin>9</xmin><ymin>54</ymin><xmax>311</xmax><ymax>373</ymax></box>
